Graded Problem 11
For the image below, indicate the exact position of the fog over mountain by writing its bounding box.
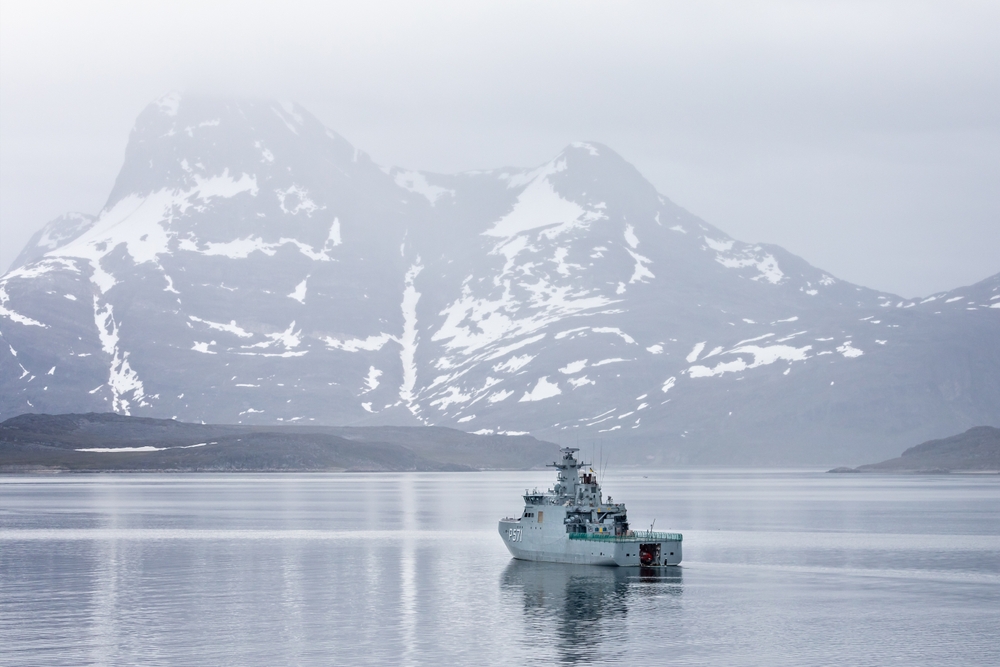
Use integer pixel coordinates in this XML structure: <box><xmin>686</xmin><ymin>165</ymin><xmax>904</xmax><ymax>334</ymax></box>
<box><xmin>1</xmin><ymin>95</ymin><xmax>997</xmax><ymax>465</ymax></box>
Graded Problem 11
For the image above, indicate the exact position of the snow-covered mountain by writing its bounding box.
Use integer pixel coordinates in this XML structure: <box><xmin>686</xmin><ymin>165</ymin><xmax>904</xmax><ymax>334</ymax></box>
<box><xmin>2</xmin><ymin>94</ymin><xmax>997</xmax><ymax>464</ymax></box>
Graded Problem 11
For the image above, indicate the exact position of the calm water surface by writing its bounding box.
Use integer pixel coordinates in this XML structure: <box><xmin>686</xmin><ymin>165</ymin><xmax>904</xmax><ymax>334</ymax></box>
<box><xmin>1</xmin><ymin>470</ymin><xmax>998</xmax><ymax>666</ymax></box>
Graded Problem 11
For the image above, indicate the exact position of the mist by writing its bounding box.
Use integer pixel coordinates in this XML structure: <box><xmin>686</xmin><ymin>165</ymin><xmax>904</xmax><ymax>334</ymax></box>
<box><xmin>2</xmin><ymin>0</ymin><xmax>999</xmax><ymax>297</ymax></box>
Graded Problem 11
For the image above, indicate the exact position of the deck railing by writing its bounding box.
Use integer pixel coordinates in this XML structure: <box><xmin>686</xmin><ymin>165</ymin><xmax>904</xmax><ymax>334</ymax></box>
<box><xmin>568</xmin><ymin>530</ymin><xmax>683</xmax><ymax>543</ymax></box>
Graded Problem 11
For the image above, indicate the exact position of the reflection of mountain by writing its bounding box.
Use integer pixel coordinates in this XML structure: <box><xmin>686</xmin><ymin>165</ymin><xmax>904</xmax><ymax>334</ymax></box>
<box><xmin>500</xmin><ymin>560</ymin><xmax>681</xmax><ymax>662</ymax></box>
<box><xmin>3</xmin><ymin>93</ymin><xmax>997</xmax><ymax>465</ymax></box>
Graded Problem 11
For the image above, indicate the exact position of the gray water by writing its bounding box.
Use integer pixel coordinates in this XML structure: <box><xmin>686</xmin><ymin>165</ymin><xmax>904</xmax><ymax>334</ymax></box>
<box><xmin>1</xmin><ymin>470</ymin><xmax>998</xmax><ymax>666</ymax></box>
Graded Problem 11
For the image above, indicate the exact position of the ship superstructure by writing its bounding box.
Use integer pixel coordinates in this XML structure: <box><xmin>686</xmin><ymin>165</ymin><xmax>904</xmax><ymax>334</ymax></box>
<box><xmin>498</xmin><ymin>447</ymin><xmax>682</xmax><ymax>566</ymax></box>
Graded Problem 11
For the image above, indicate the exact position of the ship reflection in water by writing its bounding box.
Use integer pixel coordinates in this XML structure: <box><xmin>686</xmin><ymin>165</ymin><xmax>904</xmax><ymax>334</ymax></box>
<box><xmin>501</xmin><ymin>561</ymin><xmax>683</xmax><ymax>662</ymax></box>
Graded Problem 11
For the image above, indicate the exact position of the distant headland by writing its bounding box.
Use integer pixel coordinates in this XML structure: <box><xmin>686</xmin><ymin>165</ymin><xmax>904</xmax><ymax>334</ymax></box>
<box><xmin>829</xmin><ymin>426</ymin><xmax>1000</xmax><ymax>474</ymax></box>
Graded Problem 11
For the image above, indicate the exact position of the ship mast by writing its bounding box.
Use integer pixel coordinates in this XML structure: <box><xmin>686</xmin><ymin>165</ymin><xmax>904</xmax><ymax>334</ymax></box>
<box><xmin>547</xmin><ymin>447</ymin><xmax>597</xmax><ymax>502</ymax></box>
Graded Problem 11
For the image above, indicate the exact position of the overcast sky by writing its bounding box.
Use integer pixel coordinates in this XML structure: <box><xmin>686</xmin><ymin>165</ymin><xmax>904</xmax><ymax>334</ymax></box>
<box><xmin>1</xmin><ymin>0</ymin><xmax>997</xmax><ymax>297</ymax></box>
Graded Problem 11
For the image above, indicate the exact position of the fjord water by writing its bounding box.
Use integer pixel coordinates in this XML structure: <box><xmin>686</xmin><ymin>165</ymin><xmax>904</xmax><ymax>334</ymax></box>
<box><xmin>1</xmin><ymin>471</ymin><xmax>998</xmax><ymax>666</ymax></box>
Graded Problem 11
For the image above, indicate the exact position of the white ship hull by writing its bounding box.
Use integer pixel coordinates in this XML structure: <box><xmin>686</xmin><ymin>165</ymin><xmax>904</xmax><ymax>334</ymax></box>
<box><xmin>499</xmin><ymin>507</ymin><xmax>681</xmax><ymax>567</ymax></box>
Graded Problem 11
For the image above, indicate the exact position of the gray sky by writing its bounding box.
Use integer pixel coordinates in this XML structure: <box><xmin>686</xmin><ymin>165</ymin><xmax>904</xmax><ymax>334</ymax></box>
<box><xmin>2</xmin><ymin>0</ymin><xmax>997</xmax><ymax>298</ymax></box>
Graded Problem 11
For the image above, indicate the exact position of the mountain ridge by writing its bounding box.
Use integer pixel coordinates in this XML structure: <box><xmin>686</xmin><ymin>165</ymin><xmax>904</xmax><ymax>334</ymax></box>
<box><xmin>2</xmin><ymin>94</ymin><xmax>997</xmax><ymax>465</ymax></box>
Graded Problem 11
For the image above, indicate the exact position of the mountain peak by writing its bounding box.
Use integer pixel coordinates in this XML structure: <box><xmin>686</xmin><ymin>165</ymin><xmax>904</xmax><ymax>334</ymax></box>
<box><xmin>104</xmin><ymin>94</ymin><xmax>360</xmax><ymax>210</ymax></box>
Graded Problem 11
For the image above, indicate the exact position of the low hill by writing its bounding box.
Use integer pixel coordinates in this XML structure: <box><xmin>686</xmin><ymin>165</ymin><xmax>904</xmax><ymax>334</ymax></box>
<box><xmin>0</xmin><ymin>412</ymin><xmax>561</xmax><ymax>472</ymax></box>
<box><xmin>830</xmin><ymin>426</ymin><xmax>1000</xmax><ymax>473</ymax></box>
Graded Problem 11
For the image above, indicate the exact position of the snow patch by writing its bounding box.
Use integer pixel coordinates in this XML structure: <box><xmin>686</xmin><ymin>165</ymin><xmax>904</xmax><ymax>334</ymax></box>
<box><xmin>559</xmin><ymin>360</ymin><xmax>587</xmax><ymax>374</ymax></box>
<box><xmin>327</xmin><ymin>218</ymin><xmax>342</xmax><ymax>247</ymax></box>
<box><xmin>163</xmin><ymin>274</ymin><xmax>180</xmax><ymax>294</ymax></box>
<box><xmin>715</xmin><ymin>252</ymin><xmax>784</xmax><ymax>284</ymax></box>
<box><xmin>624</xmin><ymin>224</ymin><xmax>639</xmax><ymax>249</ymax></box>
<box><xmin>493</xmin><ymin>354</ymin><xmax>535</xmax><ymax>373</ymax></box>
<box><xmin>484</xmin><ymin>171</ymin><xmax>601</xmax><ymax>238</ymax></box>
<box><xmin>703</xmin><ymin>346</ymin><xmax>724</xmax><ymax>359</ymax></box>
<box><xmin>688</xmin><ymin>344</ymin><xmax>812</xmax><ymax>378</ymax></box>
<box><xmin>44</xmin><ymin>172</ymin><xmax>258</xmax><ymax>293</ymax></box>
<box><xmin>519</xmin><ymin>376</ymin><xmax>561</xmax><ymax>402</ymax></box>
<box><xmin>77</xmin><ymin>446</ymin><xmax>165</xmax><ymax>453</ymax></box>
<box><xmin>626</xmin><ymin>249</ymin><xmax>655</xmax><ymax>283</ymax></box>
<box><xmin>487</xmin><ymin>390</ymin><xmax>515</xmax><ymax>403</ymax></box>
<box><xmin>704</xmin><ymin>237</ymin><xmax>733</xmax><ymax>252</ymax></box>
<box><xmin>484</xmin><ymin>334</ymin><xmax>547</xmax><ymax>362</ymax></box>
<box><xmin>240</xmin><ymin>322</ymin><xmax>302</xmax><ymax>355</ymax></box>
<box><xmin>686</xmin><ymin>342</ymin><xmax>706</xmax><ymax>363</ymax></box>
<box><xmin>555</xmin><ymin>327</ymin><xmax>589</xmax><ymax>340</ymax></box>
<box><xmin>92</xmin><ymin>296</ymin><xmax>146</xmax><ymax>413</ymax></box>
<box><xmin>399</xmin><ymin>263</ymin><xmax>423</xmax><ymax>405</ymax></box>
<box><xmin>432</xmin><ymin>267</ymin><xmax>611</xmax><ymax>357</ymax></box>
<box><xmin>324</xmin><ymin>333</ymin><xmax>393</xmax><ymax>352</ymax></box>
<box><xmin>277</xmin><ymin>185</ymin><xmax>320</xmax><ymax>216</ymax></box>
<box><xmin>181</xmin><ymin>234</ymin><xmax>335</xmax><ymax>262</ymax></box>
<box><xmin>837</xmin><ymin>341</ymin><xmax>864</xmax><ymax>358</ymax></box>
<box><xmin>394</xmin><ymin>170</ymin><xmax>455</xmax><ymax>204</ymax></box>
<box><xmin>571</xmin><ymin>142</ymin><xmax>600</xmax><ymax>156</ymax></box>
<box><xmin>288</xmin><ymin>278</ymin><xmax>308</xmax><ymax>304</ymax></box>
<box><xmin>551</xmin><ymin>247</ymin><xmax>582</xmax><ymax>276</ymax></box>
<box><xmin>189</xmin><ymin>316</ymin><xmax>253</xmax><ymax>338</ymax></box>
<box><xmin>363</xmin><ymin>366</ymin><xmax>382</xmax><ymax>393</ymax></box>
<box><xmin>735</xmin><ymin>333</ymin><xmax>774</xmax><ymax>346</ymax></box>
<box><xmin>430</xmin><ymin>386</ymin><xmax>471</xmax><ymax>410</ymax></box>
<box><xmin>592</xmin><ymin>327</ymin><xmax>636</xmax><ymax>344</ymax></box>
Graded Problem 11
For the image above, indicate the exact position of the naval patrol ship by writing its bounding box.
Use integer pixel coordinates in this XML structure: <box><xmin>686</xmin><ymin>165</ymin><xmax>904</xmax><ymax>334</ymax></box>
<box><xmin>499</xmin><ymin>447</ymin><xmax>682</xmax><ymax>566</ymax></box>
